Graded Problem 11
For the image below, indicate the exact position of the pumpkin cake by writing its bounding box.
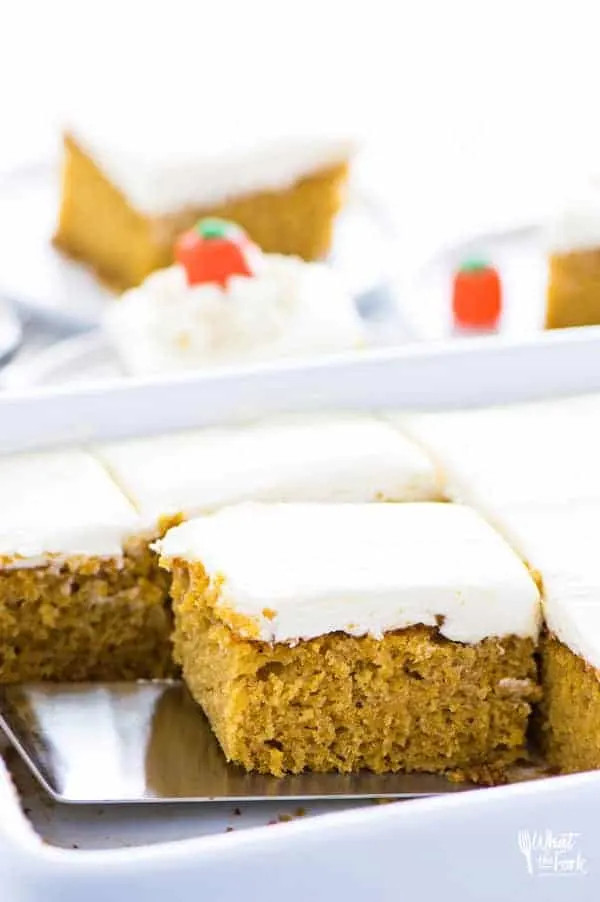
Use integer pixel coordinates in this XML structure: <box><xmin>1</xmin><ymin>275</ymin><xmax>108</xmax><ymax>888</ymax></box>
<box><xmin>481</xmin><ymin>501</ymin><xmax>600</xmax><ymax>775</ymax></box>
<box><xmin>396</xmin><ymin>397</ymin><xmax>600</xmax><ymax>775</ymax></box>
<box><xmin>94</xmin><ymin>412</ymin><xmax>441</xmax><ymax>531</ymax></box>
<box><xmin>0</xmin><ymin>413</ymin><xmax>438</xmax><ymax>685</ymax></box>
<box><xmin>546</xmin><ymin>183</ymin><xmax>600</xmax><ymax>328</ymax></box>
<box><xmin>394</xmin><ymin>394</ymin><xmax>600</xmax><ymax>524</ymax></box>
<box><xmin>0</xmin><ymin>449</ymin><xmax>172</xmax><ymax>682</ymax></box>
<box><xmin>54</xmin><ymin>112</ymin><xmax>354</xmax><ymax>290</ymax></box>
<box><xmin>157</xmin><ymin>502</ymin><xmax>541</xmax><ymax>778</ymax></box>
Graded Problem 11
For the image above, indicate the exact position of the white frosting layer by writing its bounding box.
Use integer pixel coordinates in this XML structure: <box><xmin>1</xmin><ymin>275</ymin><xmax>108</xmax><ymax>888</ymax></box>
<box><xmin>157</xmin><ymin>502</ymin><xmax>541</xmax><ymax>644</ymax></box>
<box><xmin>546</xmin><ymin>181</ymin><xmax>600</xmax><ymax>253</ymax></box>
<box><xmin>396</xmin><ymin>395</ymin><xmax>600</xmax><ymax>515</ymax></box>
<box><xmin>68</xmin><ymin>111</ymin><xmax>355</xmax><ymax>216</ymax></box>
<box><xmin>104</xmin><ymin>257</ymin><xmax>364</xmax><ymax>376</ymax></box>
<box><xmin>95</xmin><ymin>413</ymin><xmax>439</xmax><ymax>527</ymax></box>
<box><xmin>0</xmin><ymin>449</ymin><xmax>139</xmax><ymax>565</ymax></box>
<box><xmin>490</xmin><ymin>501</ymin><xmax>600</xmax><ymax>671</ymax></box>
<box><xmin>395</xmin><ymin>397</ymin><xmax>600</xmax><ymax>669</ymax></box>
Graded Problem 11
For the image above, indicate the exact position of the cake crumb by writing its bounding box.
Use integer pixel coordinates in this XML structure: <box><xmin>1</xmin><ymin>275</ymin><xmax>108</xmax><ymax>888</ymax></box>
<box><xmin>294</xmin><ymin>807</ymin><xmax>306</xmax><ymax>817</ymax></box>
<box><xmin>233</xmin><ymin>807</ymin><xmax>241</xmax><ymax>816</ymax></box>
<box><xmin>262</xmin><ymin>608</ymin><xmax>277</xmax><ymax>620</ymax></box>
<box><xmin>278</xmin><ymin>813</ymin><xmax>293</xmax><ymax>823</ymax></box>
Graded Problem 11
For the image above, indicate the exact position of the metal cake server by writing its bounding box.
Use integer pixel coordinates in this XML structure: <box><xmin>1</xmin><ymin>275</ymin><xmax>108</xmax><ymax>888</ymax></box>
<box><xmin>0</xmin><ymin>681</ymin><xmax>474</xmax><ymax>804</ymax></box>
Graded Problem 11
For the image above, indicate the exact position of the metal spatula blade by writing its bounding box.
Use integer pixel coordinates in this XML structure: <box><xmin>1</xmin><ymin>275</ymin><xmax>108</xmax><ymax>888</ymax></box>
<box><xmin>0</xmin><ymin>681</ymin><xmax>475</xmax><ymax>804</ymax></box>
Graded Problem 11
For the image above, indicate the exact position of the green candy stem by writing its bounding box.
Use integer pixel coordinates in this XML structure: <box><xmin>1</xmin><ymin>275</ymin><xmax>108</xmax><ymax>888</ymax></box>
<box><xmin>459</xmin><ymin>258</ymin><xmax>491</xmax><ymax>273</ymax></box>
<box><xmin>195</xmin><ymin>218</ymin><xmax>234</xmax><ymax>240</ymax></box>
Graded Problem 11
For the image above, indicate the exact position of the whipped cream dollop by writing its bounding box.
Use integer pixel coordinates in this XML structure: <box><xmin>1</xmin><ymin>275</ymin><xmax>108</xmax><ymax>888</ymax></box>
<box><xmin>104</xmin><ymin>256</ymin><xmax>365</xmax><ymax>376</ymax></box>
<box><xmin>157</xmin><ymin>502</ymin><xmax>541</xmax><ymax>645</ymax></box>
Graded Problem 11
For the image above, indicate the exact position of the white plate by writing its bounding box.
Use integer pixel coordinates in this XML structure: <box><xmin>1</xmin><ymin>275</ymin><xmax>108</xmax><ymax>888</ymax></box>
<box><xmin>0</xmin><ymin>163</ymin><xmax>395</xmax><ymax>331</ymax></box>
<box><xmin>0</xmin><ymin>300</ymin><xmax>22</xmax><ymax>363</ymax></box>
<box><xmin>1</xmin><ymin>342</ymin><xmax>600</xmax><ymax>899</ymax></box>
<box><xmin>406</xmin><ymin>224</ymin><xmax>546</xmax><ymax>340</ymax></box>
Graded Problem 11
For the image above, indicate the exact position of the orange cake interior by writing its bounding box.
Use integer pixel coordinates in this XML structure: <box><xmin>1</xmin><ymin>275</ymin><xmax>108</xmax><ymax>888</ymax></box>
<box><xmin>547</xmin><ymin>249</ymin><xmax>600</xmax><ymax>329</ymax></box>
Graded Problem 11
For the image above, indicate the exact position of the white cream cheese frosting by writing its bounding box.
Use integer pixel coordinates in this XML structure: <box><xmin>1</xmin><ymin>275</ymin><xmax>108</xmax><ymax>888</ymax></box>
<box><xmin>94</xmin><ymin>413</ymin><xmax>439</xmax><ymax>528</ymax></box>
<box><xmin>393</xmin><ymin>398</ymin><xmax>600</xmax><ymax>670</ymax></box>
<box><xmin>104</xmin><ymin>256</ymin><xmax>365</xmax><ymax>376</ymax></box>
<box><xmin>157</xmin><ymin>502</ymin><xmax>541</xmax><ymax>644</ymax></box>
<box><xmin>394</xmin><ymin>395</ymin><xmax>600</xmax><ymax>515</ymax></box>
<box><xmin>546</xmin><ymin>181</ymin><xmax>600</xmax><ymax>254</ymax></box>
<box><xmin>68</xmin><ymin>109</ymin><xmax>356</xmax><ymax>216</ymax></box>
<box><xmin>0</xmin><ymin>449</ymin><xmax>140</xmax><ymax>566</ymax></box>
<box><xmin>488</xmin><ymin>500</ymin><xmax>600</xmax><ymax>671</ymax></box>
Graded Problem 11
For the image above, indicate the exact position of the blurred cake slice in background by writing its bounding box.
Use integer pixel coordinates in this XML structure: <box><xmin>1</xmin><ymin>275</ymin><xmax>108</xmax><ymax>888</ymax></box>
<box><xmin>54</xmin><ymin>105</ymin><xmax>356</xmax><ymax>290</ymax></box>
<box><xmin>546</xmin><ymin>181</ymin><xmax>600</xmax><ymax>328</ymax></box>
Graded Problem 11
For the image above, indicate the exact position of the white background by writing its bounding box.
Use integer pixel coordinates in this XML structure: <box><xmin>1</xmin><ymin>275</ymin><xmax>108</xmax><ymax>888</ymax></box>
<box><xmin>2</xmin><ymin>0</ymin><xmax>600</xmax><ymax>258</ymax></box>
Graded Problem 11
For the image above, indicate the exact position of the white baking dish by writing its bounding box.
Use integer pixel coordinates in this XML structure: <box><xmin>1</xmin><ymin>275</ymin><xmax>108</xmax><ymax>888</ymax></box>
<box><xmin>1</xmin><ymin>333</ymin><xmax>600</xmax><ymax>901</ymax></box>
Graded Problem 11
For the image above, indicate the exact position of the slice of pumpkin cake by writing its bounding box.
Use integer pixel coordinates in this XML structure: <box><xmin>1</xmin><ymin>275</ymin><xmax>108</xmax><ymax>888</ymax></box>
<box><xmin>55</xmin><ymin>110</ymin><xmax>354</xmax><ymax>290</ymax></box>
<box><xmin>94</xmin><ymin>413</ymin><xmax>441</xmax><ymax>534</ymax></box>
<box><xmin>0</xmin><ymin>448</ymin><xmax>172</xmax><ymax>681</ymax></box>
<box><xmin>484</xmin><ymin>501</ymin><xmax>600</xmax><ymax>775</ymax></box>
<box><xmin>157</xmin><ymin>502</ymin><xmax>541</xmax><ymax>779</ymax></box>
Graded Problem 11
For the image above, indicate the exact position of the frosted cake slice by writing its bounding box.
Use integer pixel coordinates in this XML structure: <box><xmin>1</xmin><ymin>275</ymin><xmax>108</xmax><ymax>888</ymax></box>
<box><xmin>393</xmin><ymin>398</ymin><xmax>600</xmax><ymax>775</ymax></box>
<box><xmin>157</xmin><ymin>502</ymin><xmax>541</xmax><ymax>779</ymax></box>
<box><xmin>545</xmin><ymin>183</ymin><xmax>600</xmax><ymax>328</ymax></box>
<box><xmin>55</xmin><ymin>110</ymin><xmax>354</xmax><ymax>289</ymax></box>
<box><xmin>0</xmin><ymin>449</ymin><xmax>173</xmax><ymax>681</ymax></box>
<box><xmin>486</xmin><ymin>501</ymin><xmax>600</xmax><ymax>774</ymax></box>
<box><xmin>95</xmin><ymin>413</ymin><xmax>441</xmax><ymax>532</ymax></box>
<box><xmin>393</xmin><ymin>395</ymin><xmax>600</xmax><ymax>516</ymax></box>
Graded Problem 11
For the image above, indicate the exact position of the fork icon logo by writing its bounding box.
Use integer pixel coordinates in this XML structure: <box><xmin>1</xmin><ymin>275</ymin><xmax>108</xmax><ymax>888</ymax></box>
<box><xmin>518</xmin><ymin>829</ymin><xmax>588</xmax><ymax>877</ymax></box>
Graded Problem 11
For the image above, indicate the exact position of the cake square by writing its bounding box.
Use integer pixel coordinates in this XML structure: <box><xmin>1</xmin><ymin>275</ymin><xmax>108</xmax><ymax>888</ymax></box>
<box><xmin>395</xmin><ymin>395</ymin><xmax>600</xmax><ymax>517</ymax></box>
<box><xmin>157</xmin><ymin>502</ymin><xmax>541</xmax><ymax>779</ymax></box>
<box><xmin>94</xmin><ymin>413</ymin><xmax>441</xmax><ymax>532</ymax></box>
<box><xmin>0</xmin><ymin>449</ymin><xmax>173</xmax><ymax>682</ymax></box>
<box><xmin>395</xmin><ymin>399</ymin><xmax>600</xmax><ymax>775</ymax></box>
<box><xmin>55</xmin><ymin>116</ymin><xmax>354</xmax><ymax>289</ymax></box>
<box><xmin>545</xmin><ymin>184</ymin><xmax>600</xmax><ymax>328</ymax></box>
<box><xmin>492</xmin><ymin>500</ymin><xmax>600</xmax><ymax>774</ymax></box>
